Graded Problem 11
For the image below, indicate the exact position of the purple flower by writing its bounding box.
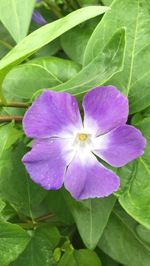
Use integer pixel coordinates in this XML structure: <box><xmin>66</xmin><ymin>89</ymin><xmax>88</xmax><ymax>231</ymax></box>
<box><xmin>22</xmin><ymin>86</ymin><xmax>146</xmax><ymax>200</ymax></box>
<box><xmin>32</xmin><ymin>10</ymin><xmax>47</xmax><ymax>25</ymax></box>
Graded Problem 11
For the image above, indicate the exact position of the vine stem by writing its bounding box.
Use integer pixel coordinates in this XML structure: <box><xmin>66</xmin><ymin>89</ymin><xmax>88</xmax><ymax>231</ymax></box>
<box><xmin>36</xmin><ymin>213</ymin><xmax>55</xmax><ymax>222</ymax></box>
<box><xmin>0</xmin><ymin>115</ymin><xmax>23</xmax><ymax>122</ymax></box>
<box><xmin>0</xmin><ymin>101</ymin><xmax>29</xmax><ymax>108</ymax></box>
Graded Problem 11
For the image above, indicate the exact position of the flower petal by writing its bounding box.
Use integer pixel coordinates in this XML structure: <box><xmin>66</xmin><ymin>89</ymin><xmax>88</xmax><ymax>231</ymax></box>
<box><xmin>93</xmin><ymin>125</ymin><xmax>146</xmax><ymax>167</ymax></box>
<box><xmin>32</xmin><ymin>10</ymin><xmax>47</xmax><ymax>25</ymax></box>
<box><xmin>23</xmin><ymin>90</ymin><xmax>82</xmax><ymax>138</ymax></box>
<box><xmin>22</xmin><ymin>138</ymin><xmax>75</xmax><ymax>190</ymax></box>
<box><xmin>83</xmin><ymin>86</ymin><xmax>128</xmax><ymax>136</ymax></box>
<box><xmin>64</xmin><ymin>153</ymin><xmax>120</xmax><ymax>200</ymax></box>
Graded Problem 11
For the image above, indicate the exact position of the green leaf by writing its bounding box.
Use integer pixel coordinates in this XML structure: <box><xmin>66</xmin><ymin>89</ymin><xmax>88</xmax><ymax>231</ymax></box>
<box><xmin>3</xmin><ymin>57</ymin><xmax>81</xmax><ymax>99</ymax></box>
<box><xmin>98</xmin><ymin>208</ymin><xmax>150</xmax><ymax>266</ymax></box>
<box><xmin>0</xmin><ymin>222</ymin><xmax>30</xmax><ymax>266</ymax></box>
<box><xmin>61</xmin><ymin>17</ymin><xmax>99</xmax><ymax>64</ymax></box>
<box><xmin>0</xmin><ymin>203</ymin><xmax>16</xmax><ymax>222</ymax></box>
<box><xmin>136</xmin><ymin>225</ymin><xmax>150</xmax><ymax>245</ymax></box>
<box><xmin>78</xmin><ymin>0</ymin><xmax>100</xmax><ymax>6</ymax></box>
<box><xmin>102</xmin><ymin>0</ymin><xmax>113</xmax><ymax>5</ymax></box>
<box><xmin>0</xmin><ymin>22</ymin><xmax>15</xmax><ymax>59</ymax></box>
<box><xmin>11</xmin><ymin>225</ymin><xmax>60</xmax><ymax>266</ymax></box>
<box><xmin>42</xmin><ymin>190</ymin><xmax>74</xmax><ymax>225</ymax></box>
<box><xmin>63</xmin><ymin>191</ymin><xmax>116</xmax><ymax>249</ymax></box>
<box><xmin>29</xmin><ymin>16</ymin><xmax>61</xmax><ymax>57</ymax></box>
<box><xmin>58</xmin><ymin>249</ymin><xmax>102</xmax><ymax>266</ymax></box>
<box><xmin>84</xmin><ymin>0</ymin><xmax>150</xmax><ymax>113</ymax></box>
<box><xmin>0</xmin><ymin>141</ymin><xmax>47</xmax><ymax>217</ymax></box>
<box><xmin>0</xmin><ymin>0</ymin><xmax>36</xmax><ymax>43</ymax></box>
<box><xmin>0</xmin><ymin>198</ymin><xmax>6</xmax><ymax>213</ymax></box>
<box><xmin>0</xmin><ymin>6</ymin><xmax>109</xmax><ymax>85</ymax></box>
<box><xmin>52</xmin><ymin>28</ymin><xmax>125</xmax><ymax>95</ymax></box>
<box><xmin>98</xmin><ymin>250</ymin><xmax>120</xmax><ymax>266</ymax></box>
<box><xmin>34</xmin><ymin>39</ymin><xmax>60</xmax><ymax>58</ymax></box>
<box><xmin>131</xmin><ymin>105</ymin><xmax>150</xmax><ymax>125</ymax></box>
<box><xmin>0</xmin><ymin>123</ymin><xmax>22</xmax><ymax>157</ymax></box>
<box><xmin>118</xmin><ymin>117</ymin><xmax>150</xmax><ymax>229</ymax></box>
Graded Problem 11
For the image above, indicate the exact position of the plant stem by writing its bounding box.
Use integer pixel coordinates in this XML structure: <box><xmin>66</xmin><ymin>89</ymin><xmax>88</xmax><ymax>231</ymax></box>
<box><xmin>35</xmin><ymin>213</ymin><xmax>55</xmax><ymax>222</ymax></box>
<box><xmin>0</xmin><ymin>101</ymin><xmax>29</xmax><ymax>108</ymax></box>
<box><xmin>0</xmin><ymin>115</ymin><xmax>23</xmax><ymax>122</ymax></box>
<box><xmin>16</xmin><ymin>222</ymin><xmax>37</xmax><ymax>230</ymax></box>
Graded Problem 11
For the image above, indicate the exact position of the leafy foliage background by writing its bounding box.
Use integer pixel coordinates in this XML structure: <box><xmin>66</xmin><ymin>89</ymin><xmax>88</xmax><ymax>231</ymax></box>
<box><xmin>0</xmin><ymin>0</ymin><xmax>150</xmax><ymax>265</ymax></box>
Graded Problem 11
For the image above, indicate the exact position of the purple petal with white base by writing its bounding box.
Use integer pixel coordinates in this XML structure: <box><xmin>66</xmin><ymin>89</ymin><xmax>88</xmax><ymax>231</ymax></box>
<box><xmin>22</xmin><ymin>86</ymin><xmax>146</xmax><ymax>201</ymax></box>
<box><xmin>23</xmin><ymin>90</ymin><xmax>82</xmax><ymax>139</ymax></box>
<box><xmin>93</xmin><ymin>125</ymin><xmax>146</xmax><ymax>167</ymax></box>
<box><xmin>22</xmin><ymin>138</ymin><xmax>74</xmax><ymax>190</ymax></box>
<box><xmin>83</xmin><ymin>86</ymin><xmax>128</xmax><ymax>136</ymax></box>
<box><xmin>64</xmin><ymin>153</ymin><xmax>120</xmax><ymax>200</ymax></box>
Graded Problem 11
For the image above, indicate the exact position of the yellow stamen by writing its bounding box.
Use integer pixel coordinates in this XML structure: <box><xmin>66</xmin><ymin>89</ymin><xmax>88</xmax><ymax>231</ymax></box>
<box><xmin>78</xmin><ymin>133</ymin><xmax>88</xmax><ymax>141</ymax></box>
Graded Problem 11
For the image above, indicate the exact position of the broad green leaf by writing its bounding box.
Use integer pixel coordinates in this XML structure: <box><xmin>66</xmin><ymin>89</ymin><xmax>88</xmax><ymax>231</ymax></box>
<box><xmin>0</xmin><ymin>198</ymin><xmax>6</xmax><ymax>213</ymax></box>
<box><xmin>0</xmin><ymin>142</ymin><xmax>47</xmax><ymax>217</ymax></box>
<box><xmin>0</xmin><ymin>6</ymin><xmax>109</xmax><ymax>85</ymax></box>
<box><xmin>11</xmin><ymin>225</ymin><xmax>60</xmax><ymax>266</ymax></box>
<box><xmin>118</xmin><ymin>117</ymin><xmax>150</xmax><ymax>229</ymax></box>
<box><xmin>30</xmin><ymin>189</ymin><xmax>74</xmax><ymax>225</ymax></box>
<box><xmin>141</xmin><ymin>105</ymin><xmax>150</xmax><ymax>117</ymax></box>
<box><xmin>61</xmin><ymin>17</ymin><xmax>99</xmax><ymax>64</ymax></box>
<box><xmin>35</xmin><ymin>39</ymin><xmax>60</xmax><ymax>58</ymax></box>
<box><xmin>52</xmin><ymin>28</ymin><xmax>125</xmax><ymax>96</ymax></box>
<box><xmin>58</xmin><ymin>249</ymin><xmax>102</xmax><ymax>266</ymax></box>
<box><xmin>78</xmin><ymin>0</ymin><xmax>100</xmax><ymax>6</ymax></box>
<box><xmin>102</xmin><ymin>0</ymin><xmax>113</xmax><ymax>5</ymax></box>
<box><xmin>42</xmin><ymin>190</ymin><xmax>74</xmax><ymax>225</ymax></box>
<box><xmin>1</xmin><ymin>105</ymin><xmax>25</xmax><ymax>116</ymax></box>
<box><xmin>29</xmin><ymin>21</ymin><xmax>61</xmax><ymax>58</ymax></box>
<box><xmin>98</xmin><ymin>208</ymin><xmax>150</xmax><ymax>266</ymax></box>
<box><xmin>131</xmin><ymin>105</ymin><xmax>150</xmax><ymax>125</ymax></box>
<box><xmin>3</xmin><ymin>57</ymin><xmax>81</xmax><ymax>99</ymax></box>
<box><xmin>0</xmin><ymin>22</ymin><xmax>15</xmax><ymax>59</ymax></box>
<box><xmin>0</xmin><ymin>202</ymin><xmax>16</xmax><ymax>222</ymax></box>
<box><xmin>0</xmin><ymin>123</ymin><xmax>22</xmax><ymax>157</ymax></box>
<box><xmin>136</xmin><ymin>225</ymin><xmax>150</xmax><ymax>245</ymax></box>
<box><xmin>0</xmin><ymin>0</ymin><xmax>36</xmax><ymax>43</ymax></box>
<box><xmin>63</xmin><ymin>191</ymin><xmax>116</xmax><ymax>249</ymax></box>
<box><xmin>84</xmin><ymin>0</ymin><xmax>150</xmax><ymax>113</ymax></box>
<box><xmin>98</xmin><ymin>250</ymin><xmax>120</xmax><ymax>266</ymax></box>
<box><xmin>0</xmin><ymin>222</ymin><xmax>30</xmax><ymax>266</ymax></box>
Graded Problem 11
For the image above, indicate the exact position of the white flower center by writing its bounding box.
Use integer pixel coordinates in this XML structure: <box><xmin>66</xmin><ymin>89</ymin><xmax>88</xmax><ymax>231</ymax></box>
<box><xmin>78</xmin><ymin>133</ymin><xmax>88</xmax><ymax>141</ymax></box>
<box><xmin>69</xmin><ymin>131</ymin><xmax>94</xmax><ymax>162</ymax></box>
<box><xmin>63</xmin><ymin>127</ymin><xmax>97</xmax><ymax>164</ymax></box>
<box><xmin>75</xmin><ymin>132</ymin><xmax>92</xmax><ymax>147</ymax></box>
